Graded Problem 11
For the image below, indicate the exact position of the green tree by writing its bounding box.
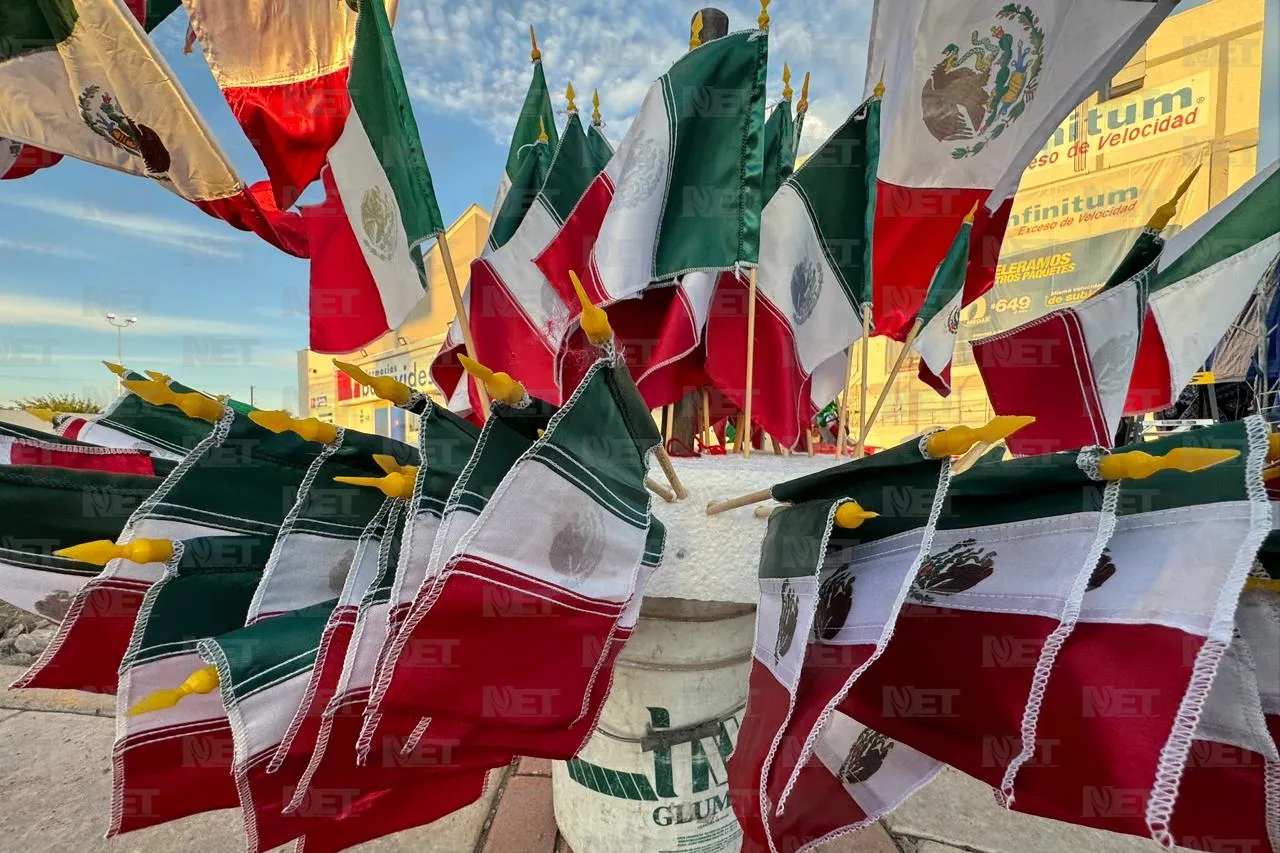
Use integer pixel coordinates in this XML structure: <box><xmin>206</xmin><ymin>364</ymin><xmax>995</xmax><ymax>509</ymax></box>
<box><xmin>12</xmin><ymin>394</ymin><xmax>102</xmax><ymax>414</ymax></box>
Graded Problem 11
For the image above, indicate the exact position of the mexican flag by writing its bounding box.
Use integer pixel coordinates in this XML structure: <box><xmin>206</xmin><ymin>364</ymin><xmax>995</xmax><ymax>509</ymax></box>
<box><xmin>0</xmin><ymin>432</ymin><xmax>157</xmax><ymax>475</ymax></box>
<box><xmin>0</xmin><ymin>137</ymin><xmax>61</xmax><ymax>179</ymax></box>
<box><xmin>364</xmin><ymin>357</ymin><xmax>663</xmax><ymax>768</ymax></box>
<box><xmin>0</xmin><ymin>465</ymin><xmax>160</xmax><ymax>622</ymax></box>
<box><xmin>587</xmin><ymin>109</ymin><xmax>613</xmax><ymax>168</ymax></box>
<box><xmin>301</xmin><ymin>0</ymin><xmax>444</xmax><ymax>354</ymax></box>
<box><xmin>1126</xmin><ymin>161</ymin><xmax>1280</xmax><ymax>415</ymax></box>
<box><xmin>909</xmin><ymin>196</ymin><xmax>1012</xmax><ymax>394</ymax></box>
<box><xmin>246</xmin><ymin>428</ymin><xmax>417</xmax><ymax>623</ymax></box>
<box><xmin>547</xmin><ymin>30</ymin><xmax>769</xmax><ymax>410</ymax></box>
<box><xmin>973</xmin><ymin>230</ymin><xmax>1162</xmax><ymax>455</ymax></box>
<box><xmin>537</xmin><ymin>28</ymin><xmax>767</xmax><ymax>311</ymax></box>
<box><xmin>55</xmin><ymin>374</ymin><xmax>220</xmax><ymax>462</ymax></box>
<box><xmin>687</xmin><ymin>78</ymin><xmax>801</xmax><ymax>429</ymax></box>
<box><xmin>0</xmin><ymin>1</ymin><xmax>174</xmax><ymax>183</ymax></box>
<box><xmin>16</xmin><ymin>407</ymin><xmax>326</xmax><ymax>694</ymax></box>
<box><xmin>1170</xmin><ymin>589</ymin><xmax>1279</xmax><ymax>853</ymax></box>
<box><xmin>490</xmin><ymin>40</ymin><xmax>558</xmax><ymax>224</ymax></box>
<box><xmin>862</xmin><ymin>0</ymin><xmax>1176</xmax><ymax>341</ymax></box>
<box><xmin>293</xmin><ymin>401</ymin><xmax>474</xmax><ymax>778</ymax></box>
<box><xmin>757</xmin><ymin>715</ymin><xmax>941</xmax><ymax>852</ymax></box>
<box><xmin>0</xmin><ymin>0</ymin><xmax>307</xmax><ymax>256</ymax></box>
<box><xmin>1006</xmin><ymin>421</ymin><xmax>1269</xmax><ymax>847</ymax></box>
<box><xmin>834</xmin><ymin>447</ymin><xmax>1121</xmax><ymax>806</ymax></box>
<box><xmin>181</xmin><ymin>0</ymin><xmax>398</xmax><ymax>209</ymax></box>
<box><xmin>108</xmin><ymin>534</ymin><xmax>273</xmax><ymax>836</ymax></box>
<box><xmin>704</xmin><ymin>101</ymin><xmax>877</xmax><ymax>449</ymax></box>
<box><xmin>361</xmin><ymin>394</ymin><xmax>559</xmax><ymax>758</ymax></box>
<box><xmin>433</xmin><ymin>112</ymin><xmax>605</xmax><ymax>409</ymax></box>
<box><xmin>727</xmin><ymin>437</ymin><xmax>952</xmax><ymax>849</ymax></box>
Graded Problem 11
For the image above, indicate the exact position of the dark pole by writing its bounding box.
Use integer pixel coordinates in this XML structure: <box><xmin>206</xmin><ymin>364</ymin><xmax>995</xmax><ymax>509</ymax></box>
<box><xmin>692</xmin><ymin>8</ymin><xmax>730</xmax><ymax>43</ymax></box>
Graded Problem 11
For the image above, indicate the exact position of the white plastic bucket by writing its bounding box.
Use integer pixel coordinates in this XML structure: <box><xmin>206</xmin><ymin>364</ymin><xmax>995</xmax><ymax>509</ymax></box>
<box><xmin>552</xmin><ymin>598</ymin><xmax>756</xmax><ymax>853</ymax></box>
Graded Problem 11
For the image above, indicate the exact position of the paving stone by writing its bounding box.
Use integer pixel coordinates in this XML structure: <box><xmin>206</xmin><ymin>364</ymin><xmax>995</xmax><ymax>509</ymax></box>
<box><xmin>482</xmin><ymin>775</ymin><xmax>558</xmax><ymax>853</ymax></box>
<box><xmin>808</xmin><ymin>821</ymin><xmax>900</xmax><ymax>852</ymax></box>
<box><xmin>517</xmin><ymin>756</ymin><xmax>552</xmax><ymax>777</ymax></box>
<box><xmin>885</xmin><ymin>768</ymin><xmax>1198</xmax><ymax>853</ymax></box>
<box><xmin>0</xmin><ymin>709</ymin><xmax>501</xmax><ymax>852</ymax></box>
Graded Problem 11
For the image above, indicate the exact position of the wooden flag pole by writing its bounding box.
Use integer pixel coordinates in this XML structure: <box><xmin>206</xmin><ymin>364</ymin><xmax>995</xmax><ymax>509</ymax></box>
<box><xmin>645</xmin><ymin>476</ymin><xmax>677</xmax><ymax>503</ymax></box>
<box><xmin>805</xmin><ymin>430</ymin><xmax>816</xmax><ymax>457</ymax></box>
<box><xmin>742</xmin><ymin>267</ymin><xmax>760</xmax><ymax>459</ymax></box>
<box><xmin>706</xmin><ymin>486</ymin><xmax>772</xmax><ymax>516</ymax></box>
<box><xmin>854</xmin><ymin>318</ymin><xmax>922</xmax><ymax>456</ymax></box>
<box><xmin>834</xmin><ymin>346</ymin><xmax>857</xmax><ymax>457</ymax></box>
<box><xmin>654</xmin><ymin>447</ymin><xmax>688</xmax><ymax>500</ymax></box>
<box><xmin>436</xmin><ymin>230</ymin><xmax>490</xmax><ymax>419</ymax></box>
<box><xmin>854</xmin><ymin>305</ymin><xmax>872</xmax><ymax>458</ymax></box>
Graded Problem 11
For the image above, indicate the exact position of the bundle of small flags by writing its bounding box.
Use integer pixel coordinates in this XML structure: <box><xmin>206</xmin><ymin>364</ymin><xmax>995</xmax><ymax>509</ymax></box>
<box><xmin>726</xmin><ymin>415</ymin><xmax>1279</xmax><ymax>853</ymax></box>
<box><xmin>0</xmin><ymin>302</ymin><xmax>666</xmax><ymax>851</ymax></box>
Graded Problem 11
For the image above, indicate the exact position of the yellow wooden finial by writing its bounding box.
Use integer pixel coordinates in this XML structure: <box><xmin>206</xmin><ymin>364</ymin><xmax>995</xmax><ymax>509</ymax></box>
<box><xmin>103</xmin><ymin>361</ymin><xmax>128</xmax><ymax>378</ymax></box>
<box><xmin>758</xmin><ymin>0</ymin><xmax>771</xmax><ymax>31</ymax></box>
<box><xmin>55</xmin><ymin>538</ymin><xmax>175</xmax><ymax>567</ymax></box>
<box><xmin>592</xmin><ymin>89</ymin><xmax>602</xmax><ymax>125</ymax></box>
<box><xmin>925</xmin><ymin>416</ymin><xmax>1036</xmax><ymax>459</ymax></box>
<box><xmin>144</xmin><ymin>370</ymin><xmax>172</xmax><ymax>384</ymax></box>
<box><xmin>566</xmin><ymin>82</ymin><xmax>577</xmax><ymax>113</ymax></box>
<box><xmin>249</xmin><ymin>410</ymin><xmax>339</xmax><ymax>446</ymax></box>
<box><xmin>127</xmin><ymin>665</ymin><xmax>219</xmax><ymax>716</ymax></box>
<box><xmin>24</xmin><ymin>407</ymin><xmax>56</xmax><ymax>423</ymax></box>
<box><xmin>333</xmin><ymin>360</ymin><xmax>412</xmax><ymax>406</ymax></box>
<box><xmin>537</xmin><ymin>116</ymin><xmax>549</xmax><ymax>144</ymax></box>
<box><xmin>873</xmin><ymin>74</ymin><xmax>886</xmax><ymax>99</ymax></box>
<box><xmin>334</xmin><ymin>468</ymin><xmax>419</xmax><ymax>500</ymax></box>
<box><xmin>569</xmin><ymin>270</ymin><xmax>612</xmax><ymax>346</ymax></box>
<box><xmin>963</xmin><ymin>200</ymin><xmax>981</xmax><ymax>225</ymax></box>
<box><xmin>1246</xmin><ymin>577</ymin><xmax>1280</xmax><ymax>593</ymax></box>
<box><xmin>122</xmin><ymin>379</ymin><xmax>224</xmax><ymax>423</ymax></box>
<box><xmin>1267</xmin><ymin>433</ymin><xmax>1280</xmax><ymax>462</ymax></box>
<box><xmin>690</xmin><ymin>10</ymin><xmax>704</xmax><ymax>49</ymax></box>
<box><xmin>782</xmin><ymin>63</ymin><xmax>793</xmax><ymax>101</ymax></box>
<box><xmin>797</xmin><ymin>71</ymin><xmax>811</xmax><ymax>115</ymax></box>
<box><xmin>371</xmin><ymin>454</ymin><xmax>414</xmax><ymax>476</ymax></box>
<box><xmin>529</xmin><ymin>24</ymin><xmax>541</xmax><ymax>62</ymax></box>
<box><xmin>834</xmin><ymin>502</ymin><xmax>879</xmax><ymax>530</ymax></box>
<box><xmin>1147</xmin><ymin>165</ymin><xmax>1201</xmax><ymax>231</ymax></box>
<box><xmin>457</xmin><ymin>355</ymin><xmax>527</xmax><ymax>407</ymax></box>
<box><xmin>1096</xmin><ymin>447</ymin><xmax>1239</xmax><ymax>481</ymax></box>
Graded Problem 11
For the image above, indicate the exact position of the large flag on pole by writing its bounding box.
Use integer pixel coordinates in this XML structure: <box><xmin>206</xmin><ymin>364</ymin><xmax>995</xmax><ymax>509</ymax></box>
<box><xmin>301</xmin><ymin>0</ymin><xmax>445</xmax><ymax>354</ymax></box>
<box><xmin>433</xmin><ymin>104</ymin><xmax>606</xmax><ymax>409</ymax></box>
<box><xmin>863</xmin><ymin>0</ymin><xmax>1177</xmax><ymax>341</ymax></box>
<box><xmin>490</xmin><ymin>27</ymin><xmax>559</xmax><ymax>221</ymax></box>
<box><xmin>0</xmin><ymin>0</ymin><xmax>307</xmax><ymax>256</ymax></box>
<box><xmin>704</xmin><ymin>100</ymin><xmax>877</xmax><ymax>448</ymax></box>
<box><xmin>180</xmin><ymin>0</ymin><xmax>398</xmax><ymax>209</ymax></box>
<box><xmin>537</xmin><ymin>26</ymin><xmax>768</xmax><ymax>310</ymax></box>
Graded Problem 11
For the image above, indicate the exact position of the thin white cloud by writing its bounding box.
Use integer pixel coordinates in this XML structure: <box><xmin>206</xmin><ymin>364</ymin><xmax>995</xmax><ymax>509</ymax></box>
<box><xmin>0</xmin><ymin>238</ymin><xmax>96</xmax><ymax>261</ymax></box>
<box><xmin>0</xmin><ymin>194</ymin><xmax>244</xmax><ymax>260</ymax></box>
<box><xmin>395</xmin><ymin>0</ymin><xmax>875</xmax><ymax>157</ymax></box>
<box><xmin>0</xmin><ymin>292</ymin><xmax>279</xmax><ymax>338</ymax></box>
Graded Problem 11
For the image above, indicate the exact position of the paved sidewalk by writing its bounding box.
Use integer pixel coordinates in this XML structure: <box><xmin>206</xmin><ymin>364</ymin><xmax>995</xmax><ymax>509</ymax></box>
<box><xmin>0</xmin><ymin>665</ymin><xmax>1195</xmax><ymax>853</ymax></box>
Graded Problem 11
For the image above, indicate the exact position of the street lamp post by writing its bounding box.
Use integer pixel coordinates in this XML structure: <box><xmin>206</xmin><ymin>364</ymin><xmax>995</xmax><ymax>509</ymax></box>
<box><xmin>105</xmin><ymin>312</ymin><xmax>138</xmax><ymax>394</ymax></box>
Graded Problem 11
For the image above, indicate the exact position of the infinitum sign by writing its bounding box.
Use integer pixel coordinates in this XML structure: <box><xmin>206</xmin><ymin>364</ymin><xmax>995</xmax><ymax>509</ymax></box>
<box><xmin>963</xmin><ymin>72</ymin><xmax>1214</xmax><ymax>336</ymax></box>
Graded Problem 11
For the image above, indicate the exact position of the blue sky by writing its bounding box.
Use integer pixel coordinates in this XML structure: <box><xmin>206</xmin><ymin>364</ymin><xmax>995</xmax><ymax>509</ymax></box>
<box><xmin>0</xmin><ymin>0</ymin><xmax>1274</xmax><ymax>413</ymax></box>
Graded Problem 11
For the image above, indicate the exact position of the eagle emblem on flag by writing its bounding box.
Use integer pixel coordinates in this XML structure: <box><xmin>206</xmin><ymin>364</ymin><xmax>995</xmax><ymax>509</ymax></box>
<box><xmin>613</xmin><ymin>135</ymin><xmax>666</xmax><ymax>210</ymax></box>
<box><xmin>908</xmin><ymin>538</ymin><xmax>996</xmax><ymax>604</ymax></box>
<box><xmin>815</xmin><ymin>562</ymin><xmax>854</xmax><ymax>641</ymax></box>
<box><xmin>775</xmin><ymin>580</ymin><xmax>800</xmax><ymax>664</ymax></box>
<box><xmin>791</xmin><ymin>257</ymin><xmax>822</xmax><ymax>326</ymax></box>
<box><xmin>1086</xmin><ymin>548</ymin><xmax>1116</xmax><ymax>591</ymax></box>
<box><xmin>837</xmin><ymin>729</ymin><xmax>895</xmax><ymax>785</ymax></box>
<box><xmin>549</xmin><ymin>506</ymin><xmax>607</xmax><ymax>584</ymax></box>
<box><xmin>360</xmin><ymin>187</ymin><xmax>398</xmax><ymax>261</ymax></box>
<box><xmin>920</xmin><ymin>4</ymin><xmax>1044</xmax><ymax>159</ymax></box>
<box><xmin>78</xmin><ymin>85</ymin><xmax>171</xmax><ymax>176</ymax></box>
